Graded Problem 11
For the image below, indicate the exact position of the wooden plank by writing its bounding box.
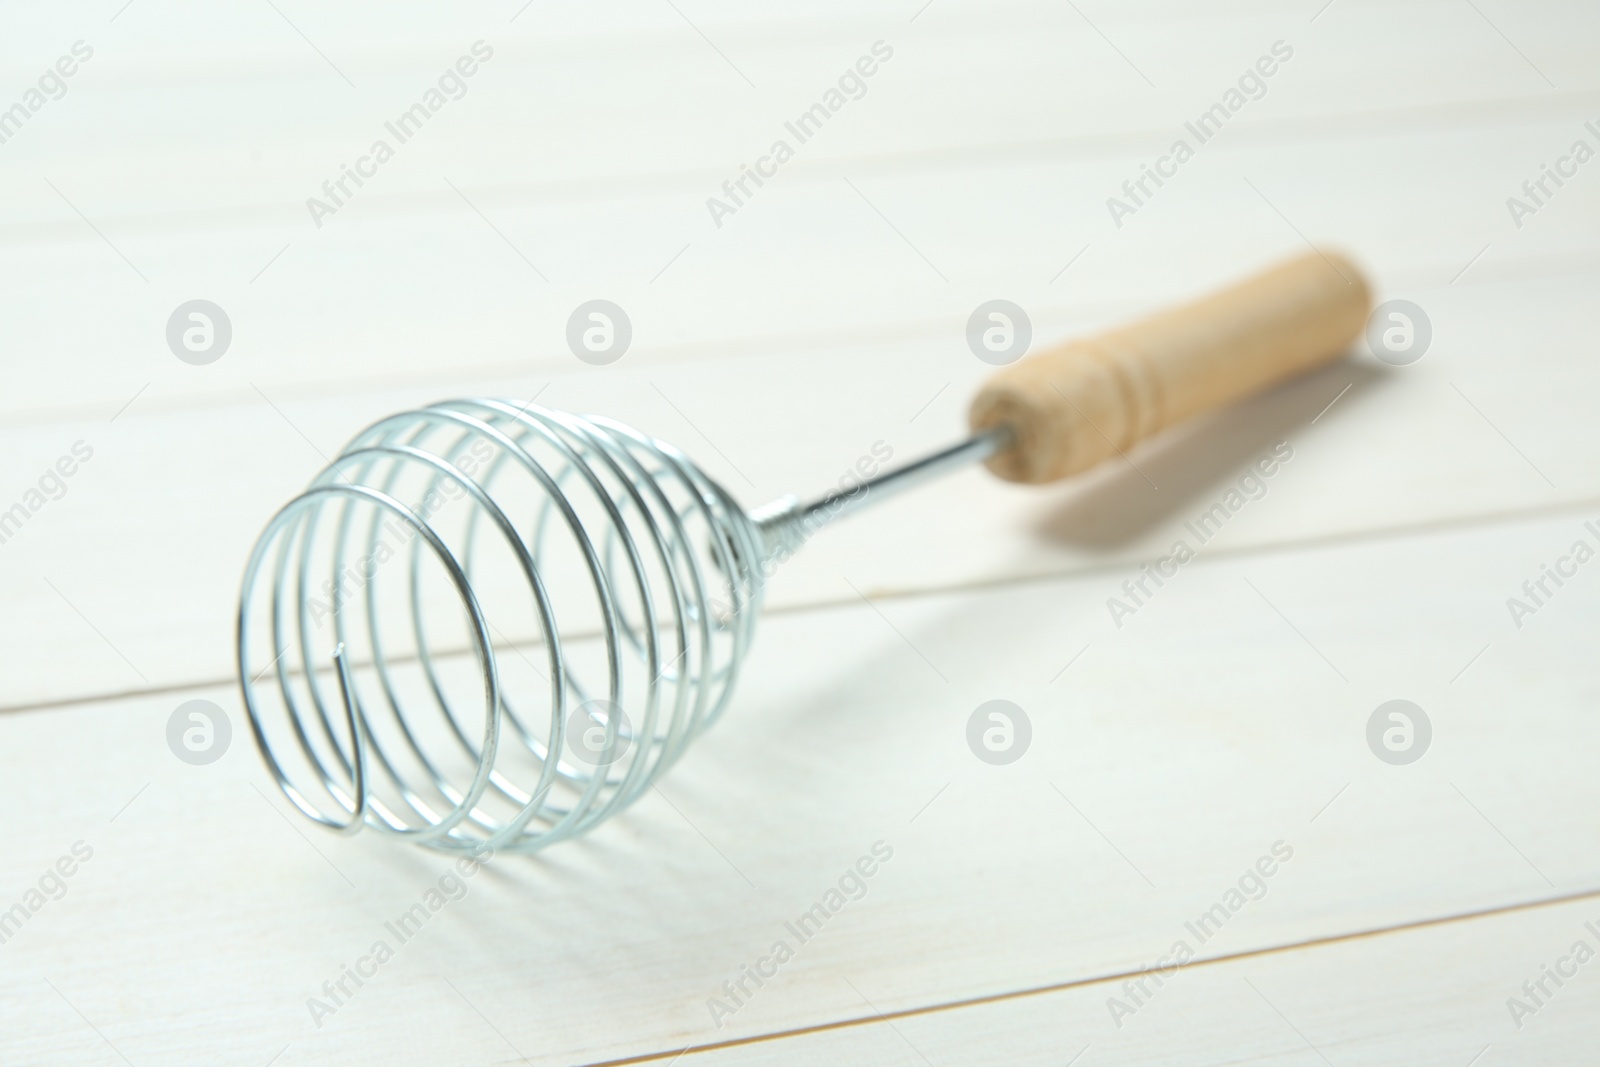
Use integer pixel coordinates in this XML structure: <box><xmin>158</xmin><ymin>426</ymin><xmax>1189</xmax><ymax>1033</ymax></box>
<box><xmin>2</xmin><ymin>107</ymin><xmax>1593</xmax><ymax>424</ymax></box>
<box><xmin>0</xmin><ymin>263</ymin><xmax>1592</xmax><ymax>708</ymax></box>
<box><xmin>4</xmin><ymin>0</ymin><xmax>1590</xmax><ymax>226</ymax></box>
<box><xmin>0</xmin><ymin>1</ymin><xmax>1592</xmax><ymax>421</ymax></box>
<box><xmin>652</xmin><ymin>892</ymin><xmax>1600</xmax><ymax>1065</ymax></box>
<box><xmin>1</xmin><ymin>508</ymin><xmax>1596</xmax><ymax>1062</ymax></box>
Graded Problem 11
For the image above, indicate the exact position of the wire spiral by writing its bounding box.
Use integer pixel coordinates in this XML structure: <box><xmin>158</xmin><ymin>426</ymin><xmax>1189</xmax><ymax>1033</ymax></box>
<box><xmin>236</xmin><ymin>399</ymin><xmax>768</xmax><ymax>853</ymax></box>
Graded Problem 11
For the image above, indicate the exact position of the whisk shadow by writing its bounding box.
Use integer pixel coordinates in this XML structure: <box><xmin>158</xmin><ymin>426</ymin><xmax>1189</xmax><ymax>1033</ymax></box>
<box><xmin>1030</xmin><ymin>356</ymin><xmax>1387</xmax><ymax>550</ymax></box>
<box><xmin>664</xmin><ymin>359</ymin><xmax>1398</xmax><ymax>860</ymax></box>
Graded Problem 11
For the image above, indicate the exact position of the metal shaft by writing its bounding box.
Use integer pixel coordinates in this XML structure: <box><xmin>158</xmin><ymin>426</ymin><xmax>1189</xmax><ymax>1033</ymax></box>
<box><xmin>751</xmin><ymin>425</ymin><xmax>1011</xmax><ymax>561</ymax></box>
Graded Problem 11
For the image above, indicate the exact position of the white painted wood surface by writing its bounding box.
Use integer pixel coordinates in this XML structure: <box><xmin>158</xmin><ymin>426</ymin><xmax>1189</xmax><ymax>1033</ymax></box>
<box><xmin>1</xmin><ymin>0</ymin><xmax>1596</xmax><ymax>1063</ymax></box>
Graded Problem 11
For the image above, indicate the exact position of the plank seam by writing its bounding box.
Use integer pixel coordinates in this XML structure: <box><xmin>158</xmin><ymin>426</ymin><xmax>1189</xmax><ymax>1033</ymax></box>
<box><xmin>572</xmin><ymin>883</ymin><xmax>1600</xmax><ymax>1067</ymax></box>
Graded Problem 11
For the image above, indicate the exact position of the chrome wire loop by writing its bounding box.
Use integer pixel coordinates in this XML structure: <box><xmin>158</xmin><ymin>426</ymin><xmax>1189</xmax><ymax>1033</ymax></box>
<box><xmin>236</xmin><ymin>400</ymin><xmax>765</xmax><ymax>853</ymax></box>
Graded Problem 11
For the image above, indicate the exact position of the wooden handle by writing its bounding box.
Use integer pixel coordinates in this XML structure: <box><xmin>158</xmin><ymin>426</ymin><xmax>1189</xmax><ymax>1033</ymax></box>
<box><xmin>969</xmin><ymin>250</ymin><xmax>1371</xmax><ymax>484</ymax></box>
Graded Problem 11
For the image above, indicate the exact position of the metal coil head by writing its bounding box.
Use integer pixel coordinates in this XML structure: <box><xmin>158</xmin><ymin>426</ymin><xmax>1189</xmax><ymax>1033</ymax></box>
<box><xmin>236</xmin><ymin>399</ymin><xmax>765</xmax><ymax>853</ymax></box>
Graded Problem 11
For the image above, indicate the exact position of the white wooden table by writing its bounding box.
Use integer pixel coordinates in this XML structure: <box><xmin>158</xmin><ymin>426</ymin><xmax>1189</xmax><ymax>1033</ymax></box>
<box><xmin>2</xmin><ymin>2</ymin><xmax>1596</xmax><ymax>1063</ymax></box>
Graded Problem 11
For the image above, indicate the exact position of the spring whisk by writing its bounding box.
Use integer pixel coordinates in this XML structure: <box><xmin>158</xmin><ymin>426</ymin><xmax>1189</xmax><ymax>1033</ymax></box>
<box><xmin>237</xmin><ymin>251</ymin><xmax>1371</xmax><ymax>853</ymax></box>
<box><xmin>239</xmin><ymin>399</ymin><xmax>778</xmax><ymax>853</ymax></box>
